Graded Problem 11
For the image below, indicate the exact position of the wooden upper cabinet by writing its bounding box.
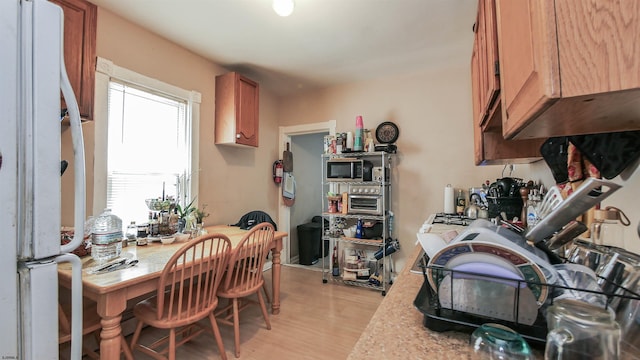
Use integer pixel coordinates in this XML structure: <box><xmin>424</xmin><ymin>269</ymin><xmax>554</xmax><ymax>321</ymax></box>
<box><xmin>50</xmin><ymin>0</ymin><xmax>97</xmax><ymax>121</ymax></box>
<box><xmin>496</xmin><ymin>0</ymin><xmax>640</xmax><ymax>139</ymax></box>
<box><xmin>215</xmin><ymin>72</ymin><xmax>259</xmax><ymax>147</ymax></box>
<box><xmin>476</xmin><ymin>0</ymin><xmax>500</xmax><ymax>128</ymax></box>
<box><xmin>471</xmin><ymin>0</ymin><xmax>543</xmax><ymax>165</ymax></box>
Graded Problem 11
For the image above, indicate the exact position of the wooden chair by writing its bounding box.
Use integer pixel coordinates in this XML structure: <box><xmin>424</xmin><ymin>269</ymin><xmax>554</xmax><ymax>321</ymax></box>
<box><xmin>130</xmin><ymin>233</ymin><xmax>232</xmax><ymax>360</ymax></box>
<box><xmin>215</xmin><ymin>222</ymin><xmax>275</xmax><ymax>358</ymax></box>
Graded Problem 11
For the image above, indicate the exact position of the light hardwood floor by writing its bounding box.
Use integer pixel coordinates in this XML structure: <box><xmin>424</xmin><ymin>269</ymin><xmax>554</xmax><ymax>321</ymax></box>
<box><xmin>66</xmin><ymin>266</ymin><xmax>384</xmax><ymax>359</ymax></box>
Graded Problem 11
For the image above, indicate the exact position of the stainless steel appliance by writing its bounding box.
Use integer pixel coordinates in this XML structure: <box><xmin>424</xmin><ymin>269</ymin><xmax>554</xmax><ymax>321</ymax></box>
<box><xmin>1</xmin><ymin>0</ymin><xmax>86</xmax><ymax>358</ymax></box>
<box><xmin>430</xmin><ymin>212</ymin><xmax>474</xmax><ymax>226</ymax></box>
<box><xmin>372</xmin><ymin>166</ymin><xmax>388</xmax><ymax>182</ymax></box>
<box><xmin>326</xmin><ymin>158</ymin><xmax>363</xmax><ymax>181</ymax></box>
<box><xmin>410</xmin><ymin>213</ymin><xmax>472</xmax><ymax>274</ymax></box>
<box><xmin>348</xmin><ymin>184</ymin><xmax>385</xmax><ymax>215</ymax></box>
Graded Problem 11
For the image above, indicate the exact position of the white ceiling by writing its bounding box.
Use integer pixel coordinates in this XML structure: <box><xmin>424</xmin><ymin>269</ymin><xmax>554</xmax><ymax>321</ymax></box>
<box><xmin>88</xmin><ymin>0</ymin><xmax>477</xmax><ymax>96</ymax></box>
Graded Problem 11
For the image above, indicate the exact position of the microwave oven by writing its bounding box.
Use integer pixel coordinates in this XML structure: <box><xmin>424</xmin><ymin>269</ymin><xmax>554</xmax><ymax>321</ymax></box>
<box><xmin>326</xmin><ymin>158</ymin><xmax>365</xmax><ymax>181</ymax></box>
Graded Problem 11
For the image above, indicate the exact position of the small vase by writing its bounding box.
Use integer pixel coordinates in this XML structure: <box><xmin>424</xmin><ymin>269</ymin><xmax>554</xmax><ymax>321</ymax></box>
<box><xmin>177</xmin><ymin>218</ymin><xmax>186</xmax><ymax>233</ymax></box>
<box><xmin>195</xmin><ymin>222</ymin><xmax>206</xmax><ymax>237</ymax></box>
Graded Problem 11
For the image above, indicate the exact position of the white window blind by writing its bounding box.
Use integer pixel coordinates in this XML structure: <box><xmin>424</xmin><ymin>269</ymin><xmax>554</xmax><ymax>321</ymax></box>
<box><xmin>106</xmin><ymin>81</ymin><xmax>192</xmax><ymax>225</ymax></box>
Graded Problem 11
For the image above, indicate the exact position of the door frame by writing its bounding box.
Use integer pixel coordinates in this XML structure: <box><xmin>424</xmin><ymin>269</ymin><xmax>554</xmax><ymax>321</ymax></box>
<box><xmin>278</xmin><ymin>120</ymin><xmax>336</xmax><ymax>264</ymax></box>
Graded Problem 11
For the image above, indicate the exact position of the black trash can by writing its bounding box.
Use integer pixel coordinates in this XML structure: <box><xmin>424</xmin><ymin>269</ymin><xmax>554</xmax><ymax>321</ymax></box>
<box><xmin>311</xmin><ymin>216</ymin><xmax>329</xmax><ymax>258</ymax></box>
<box><xmin>297</xmin><ymin>222</ymin><xmax>322</xmax><ymax>265</ymax></box>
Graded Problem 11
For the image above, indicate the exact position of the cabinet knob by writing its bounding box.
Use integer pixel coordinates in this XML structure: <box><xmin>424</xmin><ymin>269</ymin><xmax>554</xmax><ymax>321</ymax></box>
<box><xmin>236</xmin><ymin>134</ymin><xmax>241</xmax><ymax>139</ymax></box>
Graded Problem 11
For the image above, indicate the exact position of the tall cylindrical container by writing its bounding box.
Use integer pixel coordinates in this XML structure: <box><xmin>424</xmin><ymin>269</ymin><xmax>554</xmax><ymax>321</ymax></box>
<box><xmin>355</xmin><ymin>218</ymin><xmax>363</xmax><ymax>238</ymax></box>
<box><xmin>456</xmin><ymin>189</ymin><xmax>466</xmax><ymax>215</ymax></box>
<box><xmin>354</xmin><ymin>115</ymin><xmax>364</xmax><ymax>151</ymax></box>
<box><xmin>591</xmin><ymin>207</ymin><xmax>628</xmax><ymax>248</ymax></box>
<box><xmin>346</xmin><ymin>131</ymin><xmax>353</xmax><ymax>150</ymax></box>
<box><xmin>444</xmin><ymin>184</ymin><xmax>455</xmax><ymax>214</ymax></box>
<box><xmin>125</xmin><ymin>221</ymin><xmax>137</xmax><ymax>245</ymax></box>
<box><xmin>91</xmin><ymin>208</ymin><xmax>123</xmax><ymax>263</ymax></box>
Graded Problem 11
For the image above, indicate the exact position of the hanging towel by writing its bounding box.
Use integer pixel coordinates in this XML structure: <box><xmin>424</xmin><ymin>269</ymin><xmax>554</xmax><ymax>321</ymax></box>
<box><xmin>282</xmin><ymin>172</ymin><xmax>295</xmax><ymax>206</ymax></box>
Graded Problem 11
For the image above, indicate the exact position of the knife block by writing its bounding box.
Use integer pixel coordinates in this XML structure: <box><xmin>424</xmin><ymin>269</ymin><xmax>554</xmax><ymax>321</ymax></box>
<box><xmin>487</xmin><ymin>197</ymin><xmax>523</xmax><ymax>221</ymax></box>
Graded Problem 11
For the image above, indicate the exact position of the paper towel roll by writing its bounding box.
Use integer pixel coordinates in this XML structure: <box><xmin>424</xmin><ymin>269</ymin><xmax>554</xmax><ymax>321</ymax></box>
<box><xmin>346</xmin><ymin>131</ymin><xmax>353</xmax><ymax>150</ymax></box>
<box><xmin>444</xmin><ymin>184</ymin><xmax>455</xmax><ymax>214</ymax></box>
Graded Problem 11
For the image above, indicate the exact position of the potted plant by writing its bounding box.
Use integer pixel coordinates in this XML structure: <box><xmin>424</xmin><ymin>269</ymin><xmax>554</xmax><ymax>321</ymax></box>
<box><xmin>191</xmin><ymin>204</ymin><xmax>209</xmax><ymax>237</ymax></box>
<box><xmin>175</xmin><ymin>198</ymin><xmax>196</xmax><ymax>233</ymax></box>
<box><xmin>194</xmin><ymin>204</ymin><xmax>209</xmax><ymax>225</ymax></box>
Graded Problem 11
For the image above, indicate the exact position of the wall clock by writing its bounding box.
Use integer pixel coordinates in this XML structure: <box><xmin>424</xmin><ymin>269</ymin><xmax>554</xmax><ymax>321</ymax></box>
<box><xmin>375</xmin><ymin>121</ymin><xmax>399</xmax><ymax>144</ymax></box>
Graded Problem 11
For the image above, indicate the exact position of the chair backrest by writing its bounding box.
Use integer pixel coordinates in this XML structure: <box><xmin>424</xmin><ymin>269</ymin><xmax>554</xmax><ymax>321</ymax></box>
<box><xmin>155</xmin><ymin>233</ymin><xmax>232</xmax><ymax>321</ymax></box>
<box><xmin>58</xmin><ymin>303</ymin><xmax>71</xmax><ymax>341</ymax></box>
<box><xmin>223</xmin><ymin>222</ymin><xmax>275</xmax><ymax>297</ymax></box>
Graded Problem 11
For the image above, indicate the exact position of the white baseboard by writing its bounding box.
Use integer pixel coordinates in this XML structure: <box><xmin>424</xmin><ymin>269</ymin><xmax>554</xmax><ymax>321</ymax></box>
<box><xmin>263</xmin><ymin>260</ymin><xmax>272</xmax><ymax>272</ymax></box>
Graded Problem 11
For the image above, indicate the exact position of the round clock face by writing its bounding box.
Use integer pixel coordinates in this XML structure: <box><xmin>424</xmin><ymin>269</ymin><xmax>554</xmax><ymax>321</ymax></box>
<box><xmin>375</xmin><ymin>122</ymin><xmax>399</xmax><ymax>144</ymax></box>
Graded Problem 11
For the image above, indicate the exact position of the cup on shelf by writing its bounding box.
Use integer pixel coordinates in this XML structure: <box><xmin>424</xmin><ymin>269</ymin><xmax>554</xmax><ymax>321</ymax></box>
<box><xmin>343</xmin><ymin>228</ymin><xmax>355</xmax><ymax>238</ymax></box>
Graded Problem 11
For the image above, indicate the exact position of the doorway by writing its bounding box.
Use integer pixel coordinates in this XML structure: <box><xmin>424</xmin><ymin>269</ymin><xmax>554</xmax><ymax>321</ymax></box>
<box><xmin>277</xmin><ymin>120</ymin><xmax>336</xmax><ymax>264</ymax></box>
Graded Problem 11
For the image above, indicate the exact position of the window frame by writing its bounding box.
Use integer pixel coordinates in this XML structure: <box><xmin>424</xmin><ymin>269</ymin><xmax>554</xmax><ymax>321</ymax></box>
<box><xmin>93</xmin><ymin>57</ymin><xmax>201</xmax><ymax>217</ymax></box>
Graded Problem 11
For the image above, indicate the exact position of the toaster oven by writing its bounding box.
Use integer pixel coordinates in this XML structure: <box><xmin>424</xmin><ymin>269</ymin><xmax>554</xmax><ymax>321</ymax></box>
<box><xmin>348</xmin><ymin>184</ymin><xmax>385</xmax><ymax>215</ymax></box>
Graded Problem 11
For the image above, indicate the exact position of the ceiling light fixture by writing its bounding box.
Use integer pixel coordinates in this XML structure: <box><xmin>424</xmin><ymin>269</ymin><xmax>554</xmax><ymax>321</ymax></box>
<box><xmin>272</xmin><ymin>0</ymin><xmax>294</xmax><ymax>17</ymax></box>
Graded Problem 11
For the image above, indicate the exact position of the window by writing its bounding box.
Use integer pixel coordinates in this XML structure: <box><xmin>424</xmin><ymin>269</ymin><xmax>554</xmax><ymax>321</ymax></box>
<box><xmin>94</xmin><ymin>57</ymin><xmax>201</xmax><ymax>226</ymax></box>
<box><xmin>106</xmin><ymin>81</ymin><xmax>191</xmax><ymax>224</ymax></box>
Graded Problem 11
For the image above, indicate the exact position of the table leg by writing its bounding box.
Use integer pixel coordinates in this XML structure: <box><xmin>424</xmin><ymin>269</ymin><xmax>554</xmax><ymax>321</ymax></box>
<box><xmin>96</xmin><ymin>291</ymin><xmax>131</xmax><ymax>360</ymax></box>
<box><xmin>272</xmin><ymin>248</ymin><xmax>281</xmax><ymax>315</ymax></box>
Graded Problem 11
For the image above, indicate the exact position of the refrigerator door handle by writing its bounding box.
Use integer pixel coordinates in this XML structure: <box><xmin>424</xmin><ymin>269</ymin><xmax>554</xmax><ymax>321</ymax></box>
<box><xmin>55</xmin><ymin>253</ymin><xmax>83</xmax><ymax>360</ymax></box>
<box><xmin>58</xmin><ymin>8</ymin><xmax>86</xmax><ymax>254</ymax></box>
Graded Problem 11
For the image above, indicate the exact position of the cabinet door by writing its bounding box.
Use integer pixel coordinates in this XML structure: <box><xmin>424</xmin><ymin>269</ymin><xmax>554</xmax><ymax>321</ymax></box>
<box><xmin>471</xmin><ymin>37</ymin><xmax>485</xmax><ymax>164</ymax></box>
<box><xmin>478</xmin><ymin>0</ymin><xmax>500</xmax><ymax>127</ymax></box>
<box><xmin>555</xmin><ymin>0</ymin><xmax>640</xmax><ymax>97</ymax></box>
<box><xmin>215</xmin><ymin>72</ymin><xmax>259</xmax><ymax>147</ymax></box>
<box><xmin>50</xmin><ymin>0</ymin><xmax>97</xmax><ymax>121</ymax></box>
<box><xmin>236</xmin><ymin>76</ymin><xmax>259</xmax><ymax>147</ymax></box>
<box><xmin>495</xmin><ymin>0</ymin><xmax>559</xmax><ymax>138</ymax></box>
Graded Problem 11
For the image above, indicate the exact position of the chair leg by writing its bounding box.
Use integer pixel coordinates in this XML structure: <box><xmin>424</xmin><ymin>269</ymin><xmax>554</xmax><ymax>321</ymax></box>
<box><xmin>262</xmin><ymin>280</ymin><xmax>271</xmax><ymax>303</ymax></box>
<box><xmin>256</xmin><ymin>290</ymin><xmax>272</xmax><ymax>330</ymax></box>
<box><xmin>83</xmin><ymin>331</ymin><xmax>101</xmax><ymax>359</ymax></box>
<box><xmin>130</xmin><ymin>320</ymin><xmax>145</xmax><ymax>351</ymax></box>
<box><xmin>208</xmin><ymin>313</ymin><xmax>228</xmax><ymax>360</ymax></box>
<box><xmin>232</xmin><ymin>298</ymin><xmax>241</xmax><ymax>358</ymax></box>
<box><xmin>120</xmin><ymin>334</ymin><xmax>134</xmax><ymax>360</ymax></box>
<box><xmin>169</xmin><ymin>328</ymin><xmax>176</xmax><ymax>360</ymax></box>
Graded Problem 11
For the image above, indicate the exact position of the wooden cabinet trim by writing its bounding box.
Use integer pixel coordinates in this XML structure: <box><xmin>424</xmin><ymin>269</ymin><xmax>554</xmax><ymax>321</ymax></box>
<box><xmin>50</xmin><ymin>0</ymin><xmax>96</xmax><ymax>121</ymax></box>
<box><xmin>480</xmin><ymin>0</ymin><xmax>500</xmax><ymax>125</ymax></box>
<box><xmin>472</xmin><ymin>0</ymin><xmax>543</xmax><ymax>165</ymax></box>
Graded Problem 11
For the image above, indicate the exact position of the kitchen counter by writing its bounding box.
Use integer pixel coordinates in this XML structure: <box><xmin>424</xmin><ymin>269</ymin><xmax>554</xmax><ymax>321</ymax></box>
<box><xmin>347</xmin><ymin>224</ymin><xmax>544</xmax><ymax>359</ymax></box>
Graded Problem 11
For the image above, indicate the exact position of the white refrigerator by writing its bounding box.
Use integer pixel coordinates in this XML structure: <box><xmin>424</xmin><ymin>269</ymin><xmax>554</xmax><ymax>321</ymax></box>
<box><xmin>1</xmin><ymin>0</ymin><xmax>86</xmax><ymax>359</ymax></box>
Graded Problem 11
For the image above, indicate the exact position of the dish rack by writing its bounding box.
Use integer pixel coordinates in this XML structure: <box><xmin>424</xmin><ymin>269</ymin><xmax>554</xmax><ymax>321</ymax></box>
<box><xmin>414</xmin><ymin>253</ymin><xmax>640</xmax><ymax>345</ymax></box>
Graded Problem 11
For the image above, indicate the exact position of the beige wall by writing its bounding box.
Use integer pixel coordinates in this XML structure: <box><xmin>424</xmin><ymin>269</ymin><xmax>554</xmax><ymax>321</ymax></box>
<box><xmin>279</xmin><ymin>66</ymin><xmax>640</xmax><ymax>268</ymax></box>
<box><xmin>279</xmin><ymin>66</ymin><xmax>543</xmax><ymax>270</ymax></box>
<box><xmin>61</xmin><ymin>8</ymin><xmax>281</xmax><ymax>228</ymax></box>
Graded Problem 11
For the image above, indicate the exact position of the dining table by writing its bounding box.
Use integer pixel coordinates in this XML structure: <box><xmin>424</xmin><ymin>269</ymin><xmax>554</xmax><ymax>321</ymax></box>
<box><xmin>57</xmin><ymin>225</ymin><xmax>288</xmax><ymax>360</ymax></box>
